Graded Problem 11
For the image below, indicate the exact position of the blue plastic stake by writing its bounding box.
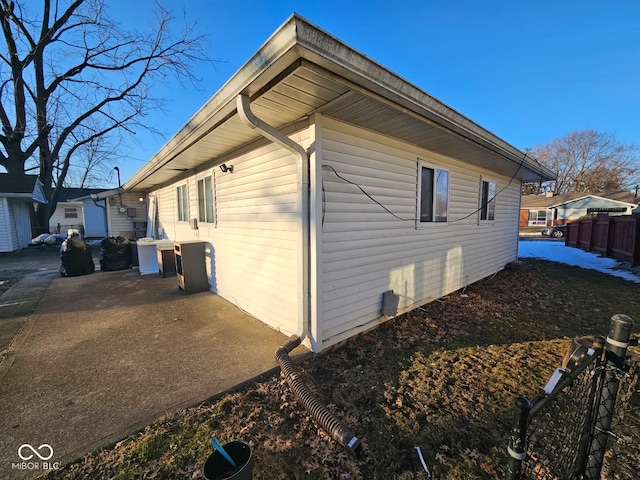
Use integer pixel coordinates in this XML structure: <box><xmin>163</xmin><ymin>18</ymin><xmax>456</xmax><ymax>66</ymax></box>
<box><xmin>210</xmin><ymin>437</ymin><xmax>237</xmax><ymax>471</ymax></box>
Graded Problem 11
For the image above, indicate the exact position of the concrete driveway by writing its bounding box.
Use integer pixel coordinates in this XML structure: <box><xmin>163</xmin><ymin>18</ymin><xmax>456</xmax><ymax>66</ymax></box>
<box><xmin>0</xmin><ymin>246</ymin><xmax>304</xmax><ymax>479</ymax></box>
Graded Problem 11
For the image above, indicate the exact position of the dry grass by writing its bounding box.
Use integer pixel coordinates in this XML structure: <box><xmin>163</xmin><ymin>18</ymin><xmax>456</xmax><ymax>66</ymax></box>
<box><xmin>44</xmin><ymin>258</ymin><xmax>640</xmax><ymax>479</ymax></box>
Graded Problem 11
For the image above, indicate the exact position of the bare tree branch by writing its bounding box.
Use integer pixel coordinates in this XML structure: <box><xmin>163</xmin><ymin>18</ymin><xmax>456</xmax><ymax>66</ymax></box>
<box><xmin>0</xmin><ymin>0</ymin><xmax>211</xmax><ymax>232</ymax></box>
<box><xmin>528</xmin><ymin>129</ymin><xmax>640</xmax><ymax>195</ymax></box>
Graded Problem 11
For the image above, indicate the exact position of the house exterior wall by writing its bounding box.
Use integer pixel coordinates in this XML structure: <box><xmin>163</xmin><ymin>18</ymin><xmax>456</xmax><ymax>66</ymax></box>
<box><xmin>105</xmin><ymin>192</ymin><xmax>147</xmax><ymax>238</ymax></box>
<box><xmin>151</xmin><ymin>130</ymin><xmax>310</xmax><ymax>337</ymax></box>
<box><xmin>316</xmin><ymin>119</ymin><xmax>520</xmax><ymax>349</ymax></box>
<box><xmin>0</xmin><ymin>198</ymin><xmax>12</xmax><ymax>252</ymax></box>
<box><xmin>554</xmin><ymin>197</ymin><xmax>634</xmax><ymax>222</ymax></box>
<box><xmin>12</xmin><ymin>201</ymin><xmax>32</xmax><ymax>250</ymax></box>
<box><xmin>49</xmin><ymin>202</ymin><xmax>83</xmax><ymax>233</ymax></box>
<box><xmin>145</xmin><ymin>118</ymin><xmax>523</xmax><ymax>352</ymax></box>
<box><xmin>81</xmin><ymin>198</ymin><xmax>107</xmax><ymax>237</ymax></box>
<box><xmin>522</xmin><ymin>196</ymin><xmax>636</xmax><ymax>227</ymax></box>
<box><xmin>0</xmin><ymin>198</ymin><xmax>32</xmax><ymax>252</ymax></box>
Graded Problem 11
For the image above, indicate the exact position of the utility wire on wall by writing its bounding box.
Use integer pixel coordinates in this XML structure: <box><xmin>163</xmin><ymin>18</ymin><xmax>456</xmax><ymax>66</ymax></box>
<box><xmin>322</xmin><ymin>165</ymin><xmax>416</xmax><ymax>222</ymax></box>
<box><xmin>322</xmin><ymin>152</ymin><xmax>530</xmax><ymax>224</ymax></box>
<box><xmin>448</xmin><ymin>153</ymin><xmax>528</xmax><ymax>223</ymax></box>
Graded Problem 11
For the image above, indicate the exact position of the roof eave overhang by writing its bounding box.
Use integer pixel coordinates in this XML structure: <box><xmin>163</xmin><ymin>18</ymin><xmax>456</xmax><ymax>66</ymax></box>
<box><xmin>124</xmin><ymin>13</ymin><xmax>555</xmax><ymax>191</ymax></box>
<box><xmin>124</xmin><ymin>16</ymin><xmax>303</xmax><ymax>190</ymax></box>
<box><xmin>291</xmin><ymin>19</ymin><xmax>554</xmax><ymax>182</ymax></box>
<box><xmin>0</xmin><ymin>193</ymin><xmax>34</xmax><ymax>201</ymax></box>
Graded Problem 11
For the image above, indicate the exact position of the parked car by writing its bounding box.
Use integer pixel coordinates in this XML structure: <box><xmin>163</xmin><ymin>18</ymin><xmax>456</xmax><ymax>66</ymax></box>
<box><xmin>541</xmin><ymin>225</ymin><xmax>567</xmax><ymax>238</ymax></box>
<box><xmin>30</xmin><ymin>233</ymin><xmax>51</xmax><ymax>245</ymax></box>
<box><xmin>43</xmin><ymin>233</ymin><xmax>68</xmax><ymax>245</ymax></box>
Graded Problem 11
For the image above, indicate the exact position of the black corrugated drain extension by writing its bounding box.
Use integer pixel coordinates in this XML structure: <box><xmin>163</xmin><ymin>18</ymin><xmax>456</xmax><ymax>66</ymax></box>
<box><xmin>275</xmin><ymin>335</ymin><xmax>361</xmax><ymax>454</ymax></box>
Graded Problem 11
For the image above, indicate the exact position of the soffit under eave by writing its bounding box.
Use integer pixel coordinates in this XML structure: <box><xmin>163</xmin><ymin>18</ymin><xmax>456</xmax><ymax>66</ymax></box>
<box><xmin>123</xmin><ymin>40</ymin><xmax>306</xmax><ymax>191</ymax></box>
<box><xmin>128</xmin><ymin>65</ymin><xmax>552</xmax><ymax>191</ymax></box>
<box><xmin>127</xmin><ymin>38</ymin><xmax>554</xmax><ymax>190</ymax></box>
<box><xmin>293</xmin><ymin>40</ymin><xmax>555</xmax><ymax>183</ymax></box>
<box><xmin>125</xmin><ymin>11</ymin><xmax>555</xmax><ymax>190</ymax></box>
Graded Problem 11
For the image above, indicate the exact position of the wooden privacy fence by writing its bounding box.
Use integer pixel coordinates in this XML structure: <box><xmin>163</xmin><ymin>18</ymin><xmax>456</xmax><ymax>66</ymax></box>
<box><xmin>565</xmin><ymin>215</ymin><xmax>640</xmax><ymax>266</ymax></box>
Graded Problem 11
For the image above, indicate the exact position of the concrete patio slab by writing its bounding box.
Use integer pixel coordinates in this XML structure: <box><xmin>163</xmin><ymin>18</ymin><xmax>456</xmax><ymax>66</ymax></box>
<box><xmin>0</xmin><ymin>247</ymin><xmax>305</xmax><ymax>479</ymax></box>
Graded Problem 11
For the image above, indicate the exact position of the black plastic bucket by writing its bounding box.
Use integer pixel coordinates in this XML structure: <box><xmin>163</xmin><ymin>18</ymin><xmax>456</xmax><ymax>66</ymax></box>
<box><xmin>203</xmin><ymin>440</ymin><xmax>254</xmax><ymax>480</ymax></box>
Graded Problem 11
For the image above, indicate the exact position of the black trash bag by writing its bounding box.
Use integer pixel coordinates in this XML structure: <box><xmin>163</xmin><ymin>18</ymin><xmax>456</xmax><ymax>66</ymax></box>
<box><xmin>99</xmin><ymin>236</ymin><xmax>133</xmax><ymax>271</ymax></box>
<box><xmin>60</xmin><ymin>234</ymin><xmax>95</xmax><ymax>277</ymax></box>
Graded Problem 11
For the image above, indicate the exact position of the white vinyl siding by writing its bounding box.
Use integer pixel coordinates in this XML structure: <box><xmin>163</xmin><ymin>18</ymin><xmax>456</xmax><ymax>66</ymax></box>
<box><xmin>319</xmin><ymin>120</ymin><xmax>519</xmax><ymax>349</ymax></box>
<box><xmin>151</xmin><ymin>128</ymin><xmax>310</xmax><ymax>336</ymax></box>
<box><xmin>49</xmin><ymin>202</ymin><xmax>83</xmax><ymax>233</ymax></box>
<box><xmin>0</xmin><ymin>199</ymin><xmax>31</xmax><ymax>252</ymax></box>
<box><xmin>105</xmin><ymin>192</ymin><xmax>148</xmax><ymax>238</ymax></box>
<box><xmin>0</xmin><ymin>198</ymin><xmax>9</xmax><ymax>252</ymax></box>
<box><xmin>12</xmin><ymin>201</ymin><xmax>31</xmax><ymax>250</ymax></box>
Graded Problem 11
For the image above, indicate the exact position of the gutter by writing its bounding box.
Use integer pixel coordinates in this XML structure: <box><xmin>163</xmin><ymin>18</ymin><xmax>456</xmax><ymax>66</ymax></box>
<box><xmin>236</xmin><ymin>94</ymin><xmax>361</xmax><ymax>454</ymax></box>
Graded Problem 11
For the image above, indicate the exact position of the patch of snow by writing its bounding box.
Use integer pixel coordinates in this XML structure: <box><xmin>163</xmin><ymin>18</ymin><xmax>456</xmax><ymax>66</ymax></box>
<box><xmin>518</xmin><ymin>239</ymin><xmax>640</xmax><ymax>283</ymax></box>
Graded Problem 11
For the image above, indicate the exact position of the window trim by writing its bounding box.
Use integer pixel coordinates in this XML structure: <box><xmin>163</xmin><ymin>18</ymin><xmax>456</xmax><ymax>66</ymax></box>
<box><xmin>480</xmin><ymin>179</ymin><xmax>497</xmax><ymax>221</ymax></box>
<box><xmin>176</xmin><ymin>183</ymin><xmax>189</xmax><ymax>222</ymax></box>
<box><xmin>196</xmin><ymin>172</ymin><xmax>215</xmax><ymax>224</ymax></box>
<box><xmin>417</xmin><ymin>160</ymin><xmax>449</xmax><ymax>227</ymax></box>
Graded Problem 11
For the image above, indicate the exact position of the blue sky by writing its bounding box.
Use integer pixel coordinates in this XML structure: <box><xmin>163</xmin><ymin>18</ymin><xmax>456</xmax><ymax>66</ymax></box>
<box><xmin>108</xmin><ymin>0</ymin><xmax>640</xmax><ymax>187</ymax></box>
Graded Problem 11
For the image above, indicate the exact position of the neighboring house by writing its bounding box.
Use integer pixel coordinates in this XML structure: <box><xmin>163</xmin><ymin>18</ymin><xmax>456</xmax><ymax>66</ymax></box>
<box><xmin>50</xmin><ymin>187</ymin><xmax>148</xmax><ymax>239</ymax></box>
<box><xmin>91</xmin><ymin>189</ymin><xmax>148</xmax><ymax>239</ymax></box>
<box><xmin>50</xmin><ymin>187</ymin><xmax>109</xmax><ymax>237</ymax></box>
<box><xmin>123</xmin><ymin>14</ymin><xmax>555</xmax><ymax>352</ymax></box>
<box><xmin>0</xmin><ymin>174</ymin><xmax>46</xmax><ymax>252</ymax></box>
<box><xmin>520</xmin><ymin>191</ymin><xmax>638</xmax><ymax>227</ymax></box>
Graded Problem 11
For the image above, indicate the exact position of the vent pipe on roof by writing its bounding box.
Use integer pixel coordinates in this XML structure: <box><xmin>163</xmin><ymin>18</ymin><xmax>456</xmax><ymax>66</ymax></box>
<box><xmin>236</xmin><ymin>94</ymin><xmax>361</xmax><ymax>455</ymax></box>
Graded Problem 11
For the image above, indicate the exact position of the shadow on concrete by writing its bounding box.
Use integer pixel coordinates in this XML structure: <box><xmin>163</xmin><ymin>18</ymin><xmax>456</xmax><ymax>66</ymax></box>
<box><xmin>0</xmin><ymin>246</ymin><xmax>307</xmax><ymax>479</ymax></box>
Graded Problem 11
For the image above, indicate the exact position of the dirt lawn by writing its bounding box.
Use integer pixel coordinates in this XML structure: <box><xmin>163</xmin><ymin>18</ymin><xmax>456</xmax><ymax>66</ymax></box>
<box><xmin>44</xmin><ymin>258</ymin><xmax>640</xmax><ymax>479</ymax></box>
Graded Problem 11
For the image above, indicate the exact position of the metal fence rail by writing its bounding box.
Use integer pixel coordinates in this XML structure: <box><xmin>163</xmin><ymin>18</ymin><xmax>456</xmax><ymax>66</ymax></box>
<box><xmin>506</xmin><ymin>314</ymin><xmax>638</xmax><ymax>480</ymax></box>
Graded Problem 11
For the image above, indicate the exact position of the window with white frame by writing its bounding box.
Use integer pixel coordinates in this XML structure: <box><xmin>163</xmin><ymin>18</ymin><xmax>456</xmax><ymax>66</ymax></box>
<box><xmin>480</xmin><ymin>179</ymin><xmax>496</xmax><ymax>221</ymax></box>
<box><xmin>418</xmin><ymin>161</ymin><xmax>449</xmax><ymax>224</ymax></box>
<box><xmin>176</xmin><ymin>184</ymin><xmax>189</xmax><ymax>222</ymax></box>
<box><xmin>64</xmin><ymin>207</ymin><xmax>78</xmax><ymax>219</ymax></box>
<box><xmin>197</xmin><ymin>175</ymin><xmax>215</xmax><ymax>223</ymax></box>
<box><xmin>528</xmin><ymin>209</ymin><xmax>547</xmax><ymax>225</ymax></box>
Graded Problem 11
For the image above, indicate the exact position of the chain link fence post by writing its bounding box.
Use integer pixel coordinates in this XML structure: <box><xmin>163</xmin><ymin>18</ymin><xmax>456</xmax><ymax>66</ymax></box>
<box><xmin>506</xmin><ymin>396</ymin><xmax>531</xmax><ymax>480</ymax></box>
<box><xmin>584</xmin><ymin>314</ymin><xmax>634</xmax><ymax>479</ymax></box>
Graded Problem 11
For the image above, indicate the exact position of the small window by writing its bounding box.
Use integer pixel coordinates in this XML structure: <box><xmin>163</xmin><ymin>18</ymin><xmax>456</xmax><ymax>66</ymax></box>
<box><xmin>418</xmin><ymin>162</ymin><xmax>449</xmax><ymax>224</ymax></box>
<box><xmin>64</xmin><ymin>207</ymin><xmax>78</xmax><ymax>219</ymax></box>
<box><xmin>480</xmin><ymin>180</ymin><xmax>496</xmax><ymax>221</ymax></box>
<box><xmin>528</xmin><ymin>210</ymin><xmax>547</xmax><ymax>222</ymax></box>
<box><xmin>197</xmin><ymin>175</ymin><xmax>215</xmax><ymax>223</ymax></box>
<box><xmin>176</xmin><ymin>184</ymin><xmax>189</xmax><ymax>222</ymax></box>
<box><xmin>528</xmin><ymin>209</ymin><xmax>547</xmax><ymax>226</ymax></box>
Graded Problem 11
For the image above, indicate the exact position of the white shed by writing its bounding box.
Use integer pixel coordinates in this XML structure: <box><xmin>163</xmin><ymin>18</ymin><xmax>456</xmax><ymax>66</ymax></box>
<box><xmin>0</xmin><ymin>174</ymin><xmax>46</xmax><ymax>252</ymax></box>
<box><xmin>124</xmin><ymin>14</ymin><xmax>555</xmax><ymax>352</ymax></box>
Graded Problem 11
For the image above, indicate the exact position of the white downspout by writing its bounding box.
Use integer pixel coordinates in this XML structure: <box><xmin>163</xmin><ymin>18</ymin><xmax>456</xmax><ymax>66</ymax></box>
<box><xmin>237</xmin><ymin>95</ymin><xmax>361</xmax><ymax>453</ymax></box>
<box><xmin>236</xmin><ymin>94</ymin><xmax>311</xmax><ymax>344</ymax></box>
